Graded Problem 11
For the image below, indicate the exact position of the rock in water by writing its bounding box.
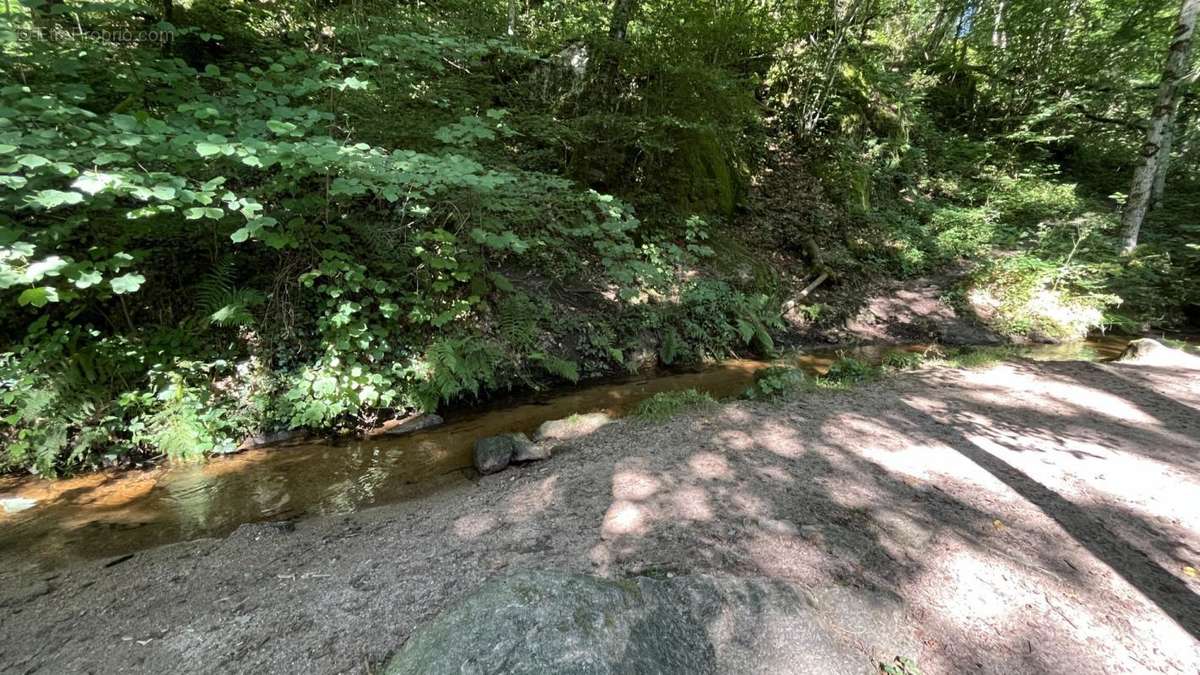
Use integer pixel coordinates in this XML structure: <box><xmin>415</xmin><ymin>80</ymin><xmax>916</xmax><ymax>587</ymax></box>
<box><xmin>1117</xmin><ymin>338</ymin><xmax>1200</xmax><ymax>369</ymax></box>
<box><xmin>385</xmin><ymin>571</ymin><xmax>920</xmax><ymax>675</ymax></box>
<box><xmin>533</xmin><ymin>412</ymin><xmax>613</xmax><ymax>442</ymax></box>
<box><xmin>379</xmin><ymin>413</ymin><xmax>444</xmax><ymax>437</ymax></box>
<box><xmin>475</xmin><ymin>433</ymin><xmax>546</xmax><ymax>471</ymax></box>
<box><xmin>236</xmin><ymin>429</ymin><xmax>310</xmax><ymax>451</ymax></box>
<box><xmin>473</xmin><ymin>436</ymin><xmax>514</xmax><ymax>475</ymax></box>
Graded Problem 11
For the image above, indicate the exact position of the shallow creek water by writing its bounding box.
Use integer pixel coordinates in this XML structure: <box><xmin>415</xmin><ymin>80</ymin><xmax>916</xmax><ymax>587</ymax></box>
<box><xmin>0</xmin><ymin>336</ymin><xmax>1175</xmax><ymax>572</ymax></box>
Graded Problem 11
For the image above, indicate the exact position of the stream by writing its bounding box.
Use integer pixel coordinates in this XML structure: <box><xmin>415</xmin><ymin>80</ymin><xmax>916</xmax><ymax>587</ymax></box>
<box><xmin>0</xmin><ymin>336</ymin><xmax>1181</xmax><ymax>573</ymax></box>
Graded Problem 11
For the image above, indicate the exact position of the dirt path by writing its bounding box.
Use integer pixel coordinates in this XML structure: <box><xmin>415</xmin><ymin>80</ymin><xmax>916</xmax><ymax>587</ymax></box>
<box><xmin>2</xmin><ymin>359</ymin><xmax>1198</xmax><ymax>674</ymax></box>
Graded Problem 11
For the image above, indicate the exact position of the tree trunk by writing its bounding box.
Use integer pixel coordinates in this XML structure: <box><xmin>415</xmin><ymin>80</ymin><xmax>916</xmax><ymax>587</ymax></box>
<box><xmin>992</xmin><ymin>0</ymin><xmax>1007</xmax><ymax>49</ymax></box>
<box><xmin>1120</xmin><ymin>0</ymin><xmax>1199</xmax><ymax>254</ymax></box>
<box><xmin>32</xmin><ymin>0</ymin><xmax>64</xmax><ymax>32</ymax></box>
<box><xmin>608</xmin><ymin>0</ymin><xmax>637</xmax><ymax>42</ymax></box>
<box><xmin>1150</xmin><ymin>97</ymin><xmax>1181</xmax><ymax>211</ymax></box>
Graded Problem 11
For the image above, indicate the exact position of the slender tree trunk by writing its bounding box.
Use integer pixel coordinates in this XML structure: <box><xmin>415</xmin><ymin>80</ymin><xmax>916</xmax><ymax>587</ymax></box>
<box><xmin>507</xmin><ymin>0</ymin><xmax>517</xmax><ymax>36</ymax></box>
<box><xmin>1120</xmin><ymin>0</ymin><xmax>1199</xmax><ymax>253</ymax></box>
<box><xmin>593</xmin><ymin>0</ymin><xmax>637</xmax><ymax>98</ymax></box>
<box><xmin>1150</xmin><ymin>97</ymin><xmax>1181</xmax><ymax>211</ymax></box>
<box><xmin>992</xmin><ymin>0</ymin><xmax>1007</xmax><ymax>48</ymax></box>
<box><xmin>608</xmin><ymin>0</ymin><xmax>637</xmax><ymax>42</ymax></box>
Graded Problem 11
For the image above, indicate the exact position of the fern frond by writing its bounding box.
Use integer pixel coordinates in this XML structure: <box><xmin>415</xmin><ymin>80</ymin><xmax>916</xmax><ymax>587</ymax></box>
<box><xmin>194</xmin><ymin>258</ymin><xmax>262</xmax><ymax>328</ymax></box>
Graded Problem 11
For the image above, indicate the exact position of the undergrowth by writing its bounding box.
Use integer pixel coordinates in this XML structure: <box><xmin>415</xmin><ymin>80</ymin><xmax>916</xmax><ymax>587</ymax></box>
<box><xmin>633</xmin><ymin>390</ymin><xmax>717</xmax><ymax>422</ymax></box>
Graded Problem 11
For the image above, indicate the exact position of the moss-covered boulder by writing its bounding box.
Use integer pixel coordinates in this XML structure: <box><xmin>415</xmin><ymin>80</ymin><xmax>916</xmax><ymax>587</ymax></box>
<box><xmin>673</xmin><ymin>128</ymin><xmax>745</xmax><ymax>218</ymax></box>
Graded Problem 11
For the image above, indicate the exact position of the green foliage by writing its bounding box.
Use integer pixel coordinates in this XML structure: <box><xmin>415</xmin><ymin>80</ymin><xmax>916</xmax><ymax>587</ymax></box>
<box><xmin>881</xmin><ymin>351</ymin><xmax>928</xmax><ymax>371</ymax></box>
<box><xmin>2</xmin><ymin>0</ymin><xmax>1198</xmax><ymax>475</ymax></box>
<box><xmin>632</xmin><ymin>389</ymin><xmax>716</xmax><ymax>422</ymax></box>
<box><xmin>654</xmin><ymin>280</ymin><xmax>781</xmax><ymax>365</ymax></box>
<box><xmin>743</xmin><ymin>366</ymin><xmax>807</xmax><ymax>400</ymax></box>
<box><xmin>822</xmin><ymin>357</ymin><xmax>881</xmax><ymax>385</ymax></box>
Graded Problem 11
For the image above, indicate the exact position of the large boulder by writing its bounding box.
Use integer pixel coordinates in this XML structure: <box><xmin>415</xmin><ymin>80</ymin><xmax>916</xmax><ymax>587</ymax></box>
<box><xmin>674</xmin><ymin>128</ymin><xmax>744</xmax><ymax>218</ymax></box>
<box><xmin>473</xmin><ymin>433</ymin><xmax>546</xmax><ymax>474</ymax></box>
<box><xmin>473</xmin><ymin>435</ymin><xmax>516</xmax><ymax>475</ymax></box>
<box><xmin>1117</xmin><ymin>338</ymin><xmax>1200</xmax><ymax>369</ymax></box>
<box><xmin>385</xmin><ymin>571</ymin><xmax>919</xmax><ymax>675</ymax></box>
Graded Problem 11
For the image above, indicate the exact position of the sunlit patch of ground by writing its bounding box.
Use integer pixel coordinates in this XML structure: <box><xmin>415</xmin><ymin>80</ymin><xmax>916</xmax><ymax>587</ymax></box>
<box><xmin>2</xmin><ymin>358</ymin><xmax>1198</xmax><ymax>674</ymax></box>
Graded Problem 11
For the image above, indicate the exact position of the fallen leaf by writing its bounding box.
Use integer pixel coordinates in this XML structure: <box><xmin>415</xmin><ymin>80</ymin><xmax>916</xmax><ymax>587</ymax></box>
<box><xmin>1185</xmin><ymin>566</ymin><xmax>1197</xmax><ymax>578</ymax></box>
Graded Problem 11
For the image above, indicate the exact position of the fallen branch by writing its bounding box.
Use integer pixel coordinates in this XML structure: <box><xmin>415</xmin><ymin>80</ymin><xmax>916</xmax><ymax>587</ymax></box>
<box><xmin>798</xmin><ymin>272</ymin><xmax>830</xmax><ymax>299</ymax></box>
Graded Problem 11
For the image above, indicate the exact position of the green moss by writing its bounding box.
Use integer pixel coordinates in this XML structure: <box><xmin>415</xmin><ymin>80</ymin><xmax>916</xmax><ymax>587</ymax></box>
<box><xmin>675</xmin><ymin>129</ymin><xmax>741</xmax><ymax>217</ymax></box>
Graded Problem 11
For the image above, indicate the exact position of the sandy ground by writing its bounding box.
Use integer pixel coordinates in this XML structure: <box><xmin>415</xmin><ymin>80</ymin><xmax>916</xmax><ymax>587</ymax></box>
<box><xmin>1</xmin><ymin>358</ymin><xmax>1198</xmax><ymax>674</ymax></box>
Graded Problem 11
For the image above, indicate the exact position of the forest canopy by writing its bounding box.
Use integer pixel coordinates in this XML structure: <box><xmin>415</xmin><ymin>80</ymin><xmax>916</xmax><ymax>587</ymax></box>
<box><xmin>1</xmin><ymin>0</ymin><xmax>1197</xmax><ymax>474</ymax></box>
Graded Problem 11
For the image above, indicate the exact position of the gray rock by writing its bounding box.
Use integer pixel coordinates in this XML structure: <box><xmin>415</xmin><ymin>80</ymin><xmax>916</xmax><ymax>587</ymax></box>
<box><xmin>510</xmin><ymin>434</ymin><xmax>551</xmax><ymax>463</ymax></box>
<box><xmin>1117</xmin><ymin>338</ymin><xmax>1200</xmax><ymax>368</ymax></box>
<box><xmin>474</xmin><ymin>433</ymin><xmax>546</xmax><ymax>469</ymax></box>
<box><xmin>237</xmin><ymin>429</ymin><xmax>310</xmax><ymax>451</ymax></box>
<box><xmin>473</xmin><ymin>435</ymin><xmax>516</xmax><ymax>475</ymax></box>
<box><xmin>386</xmin><ymin>571</ymin><xmax>919</xmax><ymax>675</ymax></box>
<box><xmin>380</xmin><ymin>413</ymin><xmax>444</xmax><ymax>437</ymax></box>
<box><xmin>629</xmin><ymin>334</ymin><xmax>660</xmax><ymax>372</ymax></box>
<box><xmin>386</xmin><ymin>571</ymin><xmax>714</xmax><ymax>675</ymax></box>
<box><xmin>533</xmin><ymin>412</ymin><xmax>613</xmax><ymax>442</ymax></box>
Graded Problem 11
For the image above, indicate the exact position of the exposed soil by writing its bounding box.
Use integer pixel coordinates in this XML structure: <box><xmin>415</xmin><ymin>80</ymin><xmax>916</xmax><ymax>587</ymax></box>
<box><xmin>783</xmin><ymin>274</ymin><xmax>1005</xmax><ymax>348</ymax></box>
<box><xmin>2</xmin><ymin>358</ymin><xmax>1199</xmax><ymax>674</ymax></box>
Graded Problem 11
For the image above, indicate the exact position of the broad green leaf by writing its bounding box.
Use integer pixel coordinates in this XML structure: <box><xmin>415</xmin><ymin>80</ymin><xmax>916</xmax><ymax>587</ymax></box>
<box><xmin>17</xmin><ymin>154</ymin><xmax>49</xmax><ymax>168</ymax></box>
<box><xmin>25</xmin><ymin>256</ymin><xmax>68</xmax><ymax>281</ymax></box>
<box><xmin>267</xmin><ymin>120</ymin><xmax>297</xmax><ymax>135</ymax></box>
<box><xmin>72</xmin><ymin>270</ymin><xmax>103</xmax><ymax>289</ymax></box>
<box><xmin>109</xmin><ymin>273</ymin><xmax>146</xmax><ymax>294</ymax></box>
<box><xmin>73</xmin><ymin>173</ymin><xmax>114</xmax><ymax>194</ymax></box>
<box><xmin>17</xmin><ymin>286</ymin><xmax>59</xmax><ymax>307</ymax></box>
<box><xmin>31</xmin><ymin>190</ymin><xmax>84</xmax><ymax>208</ymax></box>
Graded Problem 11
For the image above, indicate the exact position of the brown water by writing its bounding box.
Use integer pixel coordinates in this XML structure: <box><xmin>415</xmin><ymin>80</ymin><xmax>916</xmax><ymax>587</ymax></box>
<box><xmin>0</xmin><ymin>335</ymin><xmax>1183</xmax><ymax>572</ymax></box>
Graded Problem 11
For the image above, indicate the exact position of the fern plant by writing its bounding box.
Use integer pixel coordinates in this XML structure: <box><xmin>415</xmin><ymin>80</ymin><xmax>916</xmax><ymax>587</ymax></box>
<box><xmin>194</xmin><ymin>258</ymin><xmax>265</xmax><ymax>328</ymax></box>
<box><xmin>415</xmin><ymin>337</ymin><xmax>503</xmax><ymax>410</ymax></box>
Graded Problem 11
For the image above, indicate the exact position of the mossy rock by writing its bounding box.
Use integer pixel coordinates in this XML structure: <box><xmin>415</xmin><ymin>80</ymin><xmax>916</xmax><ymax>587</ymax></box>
<box><xmin>673</xmin><ymin>128</ymin><xmax>745</xmax><ymax>218</ymax></box>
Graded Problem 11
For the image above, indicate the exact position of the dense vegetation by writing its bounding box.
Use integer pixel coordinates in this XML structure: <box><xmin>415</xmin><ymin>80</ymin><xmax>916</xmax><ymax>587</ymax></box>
<box><xmin>2</xmin><ymin>0</ymin><xmax>1197</xmax><ymax>474</ymax></box>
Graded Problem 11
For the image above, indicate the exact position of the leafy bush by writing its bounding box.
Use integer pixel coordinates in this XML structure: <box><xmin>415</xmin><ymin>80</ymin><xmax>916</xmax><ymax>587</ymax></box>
<box><xmin>633</xmin><ymin>389</ymin><xmax>716</xmax><ymax>422</ymax></box>
<box><xmin>821</xmin><ymin>357</ymin><xmax>881</xmax><ymax>385</ymax></box>
<box><xmin>881</xmin><ymin>351</ymin><xmax>930</xmax><ymax>371</ymax></box>
<box><xmin>743</xmin><ymin>366</ymin><xmax>807</xmax><ymax>400</ymax></box>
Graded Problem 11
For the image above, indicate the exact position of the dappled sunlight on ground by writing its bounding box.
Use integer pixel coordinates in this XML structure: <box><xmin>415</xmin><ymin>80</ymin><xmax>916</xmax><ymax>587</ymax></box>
<box><xmin>3</xmin><ymin>357</ymin><xmax>1199</xmax><ymax>673</ymax></box>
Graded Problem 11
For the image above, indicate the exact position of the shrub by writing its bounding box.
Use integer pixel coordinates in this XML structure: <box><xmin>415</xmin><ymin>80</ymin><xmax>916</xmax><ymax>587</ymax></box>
<box><xmin>743</xmin><ymin>366</ymin><xmax>807</xmax><ymax>400</ymax></box>
<box><xmin>632</xmin><ymin>389</ymin><xmax>716</xmax><ymax>421</ymax></box>
<box><xmin>821</xmin><ymin>356</ymin><xmax>881</xmax><ymax>385</ymax></box>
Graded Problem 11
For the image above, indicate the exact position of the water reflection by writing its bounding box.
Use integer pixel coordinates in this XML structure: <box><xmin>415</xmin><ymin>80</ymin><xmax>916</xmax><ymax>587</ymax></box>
<box><xmin>0</xmin><ymin>336</ymin><xmax>1189</xmax><ymax>572</ymax></box>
